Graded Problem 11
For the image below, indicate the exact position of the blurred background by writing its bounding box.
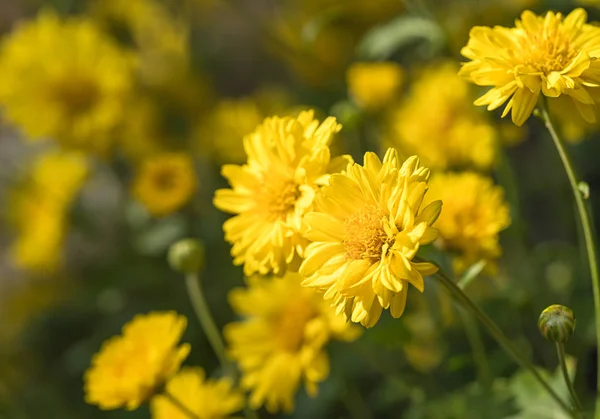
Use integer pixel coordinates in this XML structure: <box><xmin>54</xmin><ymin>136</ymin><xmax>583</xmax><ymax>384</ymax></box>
<box><xmin>1</xmin><ymin>0</ymin><xmax>600</xmax><ymax>417</ymax></box>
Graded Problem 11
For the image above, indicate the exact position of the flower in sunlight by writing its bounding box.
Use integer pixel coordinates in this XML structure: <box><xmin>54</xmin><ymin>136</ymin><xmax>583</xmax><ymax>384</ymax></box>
<box><xmin>423</xmin><ymin>172</ymin><xmax>511</xmax><ymax>274</ymax></box>
<box><xmin>0</xmin><ymin>11</ymin><xmax>134</xmax><ymax>154</ymax></box>
<box><xmin>224</xmin><ymin>273</ymin><xmax>360</xmax><ymax>413</ymax></box>
<box><xmin>150</xmin><ymin>367</ymin><xmax>244</xmax><ymax>419</ymax></box>
<box><xmin>133</xmin><ymin>153</ymin><xmax>197</xmax><ymax>217</ymax></box>
<box><xmin>299</xmin><ymin>149</ymin><xmax>442</xmax><ymax>328</ymax></box>
<box><xmin>459</xmin><ymin>8</ymin><xmax>600</xmax><ymax>126</ymax></box>
<box><xmin>84</xmin><ymin>311</ymin><xmax>190</xmax><ymax>411</ymax></box>
<box><xmin>9</xmin><ymin>151</ymin><xmax>88</xmax><ymax>273</ymax></box>
<box><xmin>213</xmin><ymin>110</ymin><xmax>348</xmax><ymax>276</ymax></box>
<box><xmin>347</xmin><ymin>62</ymin><xmax>404</xmax><ymax>111</ymax></box>
<box><xmin>385</xmin><ymin>61</ymin><xmax>498</xmax><ymax>171</ymax></box>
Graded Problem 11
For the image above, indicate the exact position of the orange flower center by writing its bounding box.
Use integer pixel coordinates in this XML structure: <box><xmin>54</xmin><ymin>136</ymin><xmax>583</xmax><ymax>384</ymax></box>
<box><xmin>273</xmin><ymin>297</ymin><xmax>316</xmax><ymax>352</ymax></box>
<box><xmin>264</xmin><ymin>179</ymin><xmax>299</xmax><ymax>218</ymax></box>
<box><xmin>52</xmin><ymin>75</ymin><xmax>100</xmax><ymax>115</ymax></box>
<box><xmin>343</xmin><ymin>205</ymin><xmax>391</xmax><ymax>261</ymax></box>
<box><xmin>520</xmin><ymin>25</ymin><xmax>577</xmax><ymax>74</ymax></box>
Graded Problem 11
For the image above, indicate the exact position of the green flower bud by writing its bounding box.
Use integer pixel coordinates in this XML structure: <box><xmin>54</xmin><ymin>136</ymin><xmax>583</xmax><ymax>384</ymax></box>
<box><xmin>168</xmin><ymin>238</ymin><xmax>205</xmax><ymax>274</ymax></box>
<box><xmin>538</xmin><ymin>304</ymin><xmax>576</xmax><ymax>343</ymax></box>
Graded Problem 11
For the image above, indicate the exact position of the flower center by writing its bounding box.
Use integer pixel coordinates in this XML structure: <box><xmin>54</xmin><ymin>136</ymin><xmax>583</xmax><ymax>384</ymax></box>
<box><xmin>265</xmin><ymin>180</ymin><xmax>299</xmax><ymax>217</ymax></box>
<box><xmin>521</xmin><ymin>26</ymin><xmax>577</xmax><ymax>74</ymax></box>
<box><xmin>152</xmin><ymin>167</ymin><xmax>178</xmax><ymax>191</ymax></box>
<box><xmin>343</xmin><ymin>205</ymin><xmax>391</xmax><ymax>261</ymax></box>
<box><xmin>52</xmin><ymin>76</ymin><xmax>100</xmax><ymax>115</ymax></box>
<box><xmin>273</xmin><ymin>298</ymin><xmax>316</xmax><ymax>352</ymax></box>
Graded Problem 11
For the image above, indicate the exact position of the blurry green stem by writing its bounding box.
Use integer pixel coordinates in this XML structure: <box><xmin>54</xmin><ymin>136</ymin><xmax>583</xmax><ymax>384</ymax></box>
<box><xmin>556</xmin><ymin>342</ymin><xmax>585</xmax><ymax>416</ymax></box>
<box><xmin>538</xmin><ymin>100</ymin><xmax>600</xmax><ymax>418</ymax></box>
<box><xmin>458</xmin><ymin>309</ymin><xmax>491</xmax><ymax>389</ymax></box>
<box><xmin>434</xmin><ymin>269</ymin><xmax>574</xmax><ymax>417</ymax></box>
<box><xmin>185</xmin><ymin>273</ymin><xmax>229</xmax><ymax>369</ymax></box>
<box><xmin>164</xmin><ymin>390</ymin><xmax>201</xmax><ymax>419</ymax></box>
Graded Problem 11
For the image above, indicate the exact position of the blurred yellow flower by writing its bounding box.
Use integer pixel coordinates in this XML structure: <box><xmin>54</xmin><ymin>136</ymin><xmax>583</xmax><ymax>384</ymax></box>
<box><xmin>424</xmin><ymin>172</ymin><xmax>511</xmax><ymax>274</ymax></box>
<box><xmin>85</xmin><ymin>311</ymin><xmax>190</xmax><ymax>410</ymax></box>
<box><xmin>459</xmin><ymin>8</ymin><xmax>600</xmax><ymax>126</ymax></box>
<box><xmin>150</xmin><ymin>367</ymin><xmax>244</xmax><ymax>419</ymax></box>
<box><xmin>347</xmin><ymin>62</ymin><xmax>404</xmax><ymax>111</ymax></box>
<box><xmin>9</xmin><ymin>151</ymin><xmax>88</xmax><ymax>272</ymax></box>
<box><xmin>0</xmin><ymin>11</ymin><xmax>134</xmax><ymax>154</ymax></box>
<box><xmin>133</xmin><ymin>153</ymin><xmax>197</xmax><ymax>216</ymax></box>
<box><xmin>213</xmin><ymin>110</ymin><xmax>346</xmax><ymax>276</ymax></box>
<box><xmin>299</xmin><ymin>150</ymin><xmax>441</xmax><ymax>328</ymax></box>
<box><xmin>386</xmin><ymin>61</ymin><xmax>498</xmax><ymax>171</ymax></box>
<box><xmin>224</xmin><ymin>273</ymin><xmax>360</xmax><ymax>413</ymax></box>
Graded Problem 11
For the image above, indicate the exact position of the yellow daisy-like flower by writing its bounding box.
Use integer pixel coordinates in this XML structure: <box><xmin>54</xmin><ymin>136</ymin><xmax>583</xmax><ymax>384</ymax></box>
<box><xmin>459</xmin><ymin>8</ymin><xmax>600</xmax><ymax>126</ymax></box>
<box><xmin>84</xmin><ymin>311</ymin><xmax>190</xmax><ymax>411</ymax></box>
<box><xmin>385</xmin><ymin>61</ymin><xmax>498</xmax><ymax>171</ymax></box>
<box><xmin>225</xmin><ymin>273</ymin><xmax>360</xmax><ymax>413</ymax></box>
<box><xmin>0</xmin><ymin>11</ymin><xmax>134</xmax><ymax>154</ymax></box>
<box><xmin>133</xmin><ymin>153</ymin><xmax>197</xmax><ymax>216</ymax></box>
<box><xmin>213</xmin><ymin>110</ymin><xmax>345</xmax><ymax>276</ymax></box>
<box><xmin>299</xmin><ymin>149</ymin><xmax>442</xmax><ymax>328</ymax></box>
<box><xmin>347</xmin><ymin>62</ymin><xmax>404</xmax><ymax>111</ymax></box>
<box><xmin>151</xmin><ymin>367</ymin><xmax>244</xmax><ymax>419</ymax></box>
<box><xmin>424</xmin><ymin>172</ymin><xmax>511</xmax><ymax>274</ymax></box>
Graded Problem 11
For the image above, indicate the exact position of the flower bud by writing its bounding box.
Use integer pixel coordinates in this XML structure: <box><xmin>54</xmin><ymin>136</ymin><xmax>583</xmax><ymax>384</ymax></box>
<box><xmin>538</xmin><ymin>304</ymin><xmax>576</xmax><ymax>343</ymax></box>
<box><xmin>168</xmin><ymin>239</ymin><xmax>205</xmax><ymax>274</ymax></box>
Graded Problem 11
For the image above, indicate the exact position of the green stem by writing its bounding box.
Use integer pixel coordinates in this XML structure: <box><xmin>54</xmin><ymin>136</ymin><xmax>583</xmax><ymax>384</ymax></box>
<box><xmin>163</xmin><ymin>390</ymin><xmax>201</xmax><ymax>419</ymax></box>
<box><xmin>433</xmin><ymin>269</ymin><xmax>574</xmax><ymax>417</ymax></box>
<box><xmin>185</xmin><ymin>273</ymin><xmax>230</xmax><ymax>369</ymax></box>
<box><xmin>538</xmin><ymin>100</ymin><xmax>600</xmax><ymax>418</ymax></box>
<box><xmin>556</xmin><ymin>342</ymin><xmax>585</xmax><ymax>416</ymax></box>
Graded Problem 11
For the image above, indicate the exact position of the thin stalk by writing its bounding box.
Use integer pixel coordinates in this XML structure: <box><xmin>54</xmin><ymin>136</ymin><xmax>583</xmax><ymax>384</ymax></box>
<box><xmin>163</xmin><ymin>390</ymin><xmax>201</xmax><ymax>419</ymax></box>
<box><xmin>538</xmin><ymin>100</ymin><xmax>600</xmax><ymax>417</ymax></box>
<box><xmin>556</xmin><ymin>342</ymin><xmax>585</xmax><ymax>416</ymax></box>
<box><xmin>434</xmin><ymin>269</ymin><xmax>574</xmax><ymax>417</ymax></box>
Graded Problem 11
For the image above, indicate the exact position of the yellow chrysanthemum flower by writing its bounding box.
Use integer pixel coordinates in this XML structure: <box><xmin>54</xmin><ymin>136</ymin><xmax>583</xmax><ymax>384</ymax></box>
<box><xmin>150</xmin><ymin>367</ymin><xmax>244</xmax><ymax>419</ymax></box>
<box><xmin>133</xmin><ymin>153</ymin><xmax>197</xmax><ymax>216</ymax></box>
<box><xmin>424</xmin><ymin>172</ymin><xmax>511</xmax><ymax>274</ymax></box>
<box><xmin>213</xmin><ymin>110</ymin><xmax>346</xmax><ymax>276</ymax></box>
<box><xmin>0</xmin><ymin>11</ymin><xmax>134</xmax><ymax>154</ymax></box>
<box><xmin>224</xmin><ymin>273</ymin><xmax>360</xmax><ymax>413</ymax></box>
<box><xmin>299</xmin><ymin>149</ymin><xmax>442</xmax><ymax>328</ymax></box>
<box><xmin>385</xmin><ymin>61</ymin><xmax>498</xmax><ymax>171</ymax></box>
<box><xmin>85</xmin><ymin>311</ymin><xmax>190</xmax><ymax>411</ymax></box>
<box><xmin>9</xmin><ymin>151</ymin><xmax>88</xmax><ymax>272</ymax></box>
<box><xmin>459</xmin><ymin>8</ymin><xmax>600</xmax><ymax>126</ymax></box>
<box><xmin>347</xmin><ymin>62</ymin><xmax>404</xmax><ymax>111</ymax></box>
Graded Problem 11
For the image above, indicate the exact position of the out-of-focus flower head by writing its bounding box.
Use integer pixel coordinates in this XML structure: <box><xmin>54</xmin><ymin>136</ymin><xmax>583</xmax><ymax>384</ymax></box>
<box><xmin>132</xmin><ymin>153</ymin><xmax>197</xmax><ymax>217</ymax></box>
<box><xmin>347</xmin><ymin>62</ymin><xmax>404</xmax><ymax>111</ymax></box>
<box><xmin>84</xmin><ymin>311</ymin><xmax>190</xmax><ymax>410</ymax></box>
<box><xmin>459</xmin><ymin>8</ymin><xmax>600</xmax><ymax>126</ymax></box>
<box><xmin>150</xmin><ymin>367</ymin><xmax>244</xmax><ymax>419</ymax></box>
<box><xmin>213</xmin><ymin>110</ymin><xmax>348</xmax><ymax>276</ymax></box>
<box><xmin>424</xmin><ymin>172</ymin><xmax>511</xmax><ymax>274</ymax></box>
<box><xmin>8</xmin><ymin>151</ymin><xmax>88</xmax><ymax>273</ymax></box>
<box><xmin>0</xmin><ymin>11</ymin><xmax>135</xmax><ymax>155</ymax></box>
<box><xmin>386</xmin><ymin>61</ymin><xmax>498</xmax><ymax>171</ymax></box>
<box><xmin>299</xmin><ymin>149</ymin><xmax>442</xmax><ymax>328</ymax></box>
<box><xmin>224</xmin><ymin>273</ymin><xmax>360</xmax><ymax>413</ymax></box>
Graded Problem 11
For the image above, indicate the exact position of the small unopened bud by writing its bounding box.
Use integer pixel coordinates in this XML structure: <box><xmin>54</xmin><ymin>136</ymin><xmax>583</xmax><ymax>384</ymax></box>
<box><xmin>168</xmin><ymin>239</ymin><xmax>205</xmax><ymax>274</ymax></box>
<box><xmin>538</xmin><ymin>304</ymin><xmax>576</xmax><ymax>343</ymax></box>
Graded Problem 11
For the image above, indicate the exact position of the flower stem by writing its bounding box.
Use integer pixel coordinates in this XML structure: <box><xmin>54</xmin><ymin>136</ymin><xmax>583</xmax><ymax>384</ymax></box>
<box><xmin>433</xmin><ymin>269</ymin><xmax>574</xmax><ymax>417</ymax></box>
<box><xmin>163</xmin><ymin>390</ymin><xmax>201</xmax><ymax>419</ymax></box>
<box><xmin>538</xmin><ymin>100</ymin><xmax>600</xmax><ymax>417</ymax></box>
<box><xmin>556</xmin><ymin>342</ymin><xmax>585</xmax><ymax>416</ymax></box>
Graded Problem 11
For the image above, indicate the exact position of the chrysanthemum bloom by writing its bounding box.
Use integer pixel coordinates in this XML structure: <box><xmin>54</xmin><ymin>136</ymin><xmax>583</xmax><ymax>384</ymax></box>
<box><xmin>385</xmin><ymin>61</ymin><xmax>498</xmax><ymax>171</ymax></box>
<box><xmin>133</xmin><ymin>153</ymin><xmax>197</xmax><ymax>216</ymax></box>
<box><xmin>84</xmin><ymin>311</ymin><xmax>190</xmax><ymax>410</ymax></box>
<box><xmin>0</xmin><ymin>12</ymin><xmax>134</xmax><ymax>154</ymax></box>
<box><xmin>213</xmin><ymin>110</ymin><xmax>347</xmax><ymax>276</ymax></box>
<box><xmin>423</xmin><ymin>172</ymin><xmax>511</xmax><ymax>274</ymax></box>
<box><xmin>347</xmin><ymin>62</ymin><xmax>404</xmax><ymax>111</ymax></box>
<box><xmin>9</xmin><ymin>151</ymin><xmax>88</xmax><ymax>272</ymax></box>
<box><xmin>224</xmin><ymin>273</ymin><xmax>360</xmax><ymax>413</ymax></box>
<box><xmin>459</xmin><ymin>8</ymin><xmax>600</xmax><ymax>126</ymax></box>
<box><xmin>150</xmin><ymin>367</ymin><xmax>244</xmax><ymax>419</ymax></box>
<box><xmin>299</xmin><ymin>149</ymin><xmax>442</xmax><ymax>328</ymax></box>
